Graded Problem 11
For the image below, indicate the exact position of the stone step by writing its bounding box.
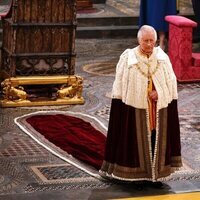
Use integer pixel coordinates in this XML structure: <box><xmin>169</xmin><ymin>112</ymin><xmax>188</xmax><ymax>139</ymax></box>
<box><xmin>76</xmin><ymin>25</ymin><xmax>138</xmax><ymax>38</ymax></box>
<box><xmin>92</xmin><ymin>0</ymin><xmax>106</xmax><ymax>3</ymax></box>
<box><xmin>0</xmin><ymin>16</ymin><xmax>138</xmax><ymax>39</ymax></box>
<box><xmin>0</xmin><ymin>15</ymin><xmax>195</xmax><ymax>40</ymax></box>
<box><xmin>76</xmin><ymin>14</ymin><xmax>195</xmax><ymax>38</ymax></box>
<box><xmin>77</xmin><ymin>16</ymin><xmax>138</xmax><ymax>27</ymax></box>
<box><xmin>0</xmin><ymin>25</ymin><xmax>138</xmax><ymax>40</ymax></box>
<box><xmin>192</xmin><ymin>53</ymin><xmax>200</xmax><ymax>67</ymax></box>
<box><xmin>76</xmin><ymin>16</ymin><xmax>138</xmax><ymax>38</ymax></box>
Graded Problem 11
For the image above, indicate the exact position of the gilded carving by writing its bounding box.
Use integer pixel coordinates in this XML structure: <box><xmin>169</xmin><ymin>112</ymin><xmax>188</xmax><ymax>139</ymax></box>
<box><xmin>57</xmin><ymin>77</ymin><xmax>83</xmax><ymax>99</ymax></box>
<box><xmin>1</xmin><ymin>79</ymin><xmax>28</xmax><ymax>102</ymax></box>
<box><xmin>0</xmin><ymin>76</ymin><xmax>84</xmax><ymax>107</ymax></box>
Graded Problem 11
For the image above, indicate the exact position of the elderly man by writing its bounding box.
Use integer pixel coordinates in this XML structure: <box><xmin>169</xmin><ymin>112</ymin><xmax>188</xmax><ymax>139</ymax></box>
<box><xmin>100</xmin><ymin>25</ymin><xmax>182</xmax><ymax>186</ymax></box>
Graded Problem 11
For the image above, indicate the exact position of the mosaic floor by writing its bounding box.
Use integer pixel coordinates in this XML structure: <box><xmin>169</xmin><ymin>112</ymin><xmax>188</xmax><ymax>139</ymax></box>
<box><xmin>0</xmin><ymin>37</ymin><xmax>200</xmax><ymax>199</ymax></box>
<box><xmin>0</xmin><ymin>0</ymin><xmax>200</xmax><ymax>199</ymax></box>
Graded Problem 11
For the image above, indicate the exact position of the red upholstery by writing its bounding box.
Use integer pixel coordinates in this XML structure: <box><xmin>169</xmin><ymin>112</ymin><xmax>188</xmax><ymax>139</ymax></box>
<box><xmin>165</xmin><ymin>15</ymin><xmax>197</xmax><ymax>27</ymax></box>
<box><xmin>192</xmin><ymin>53</ymin><xmax>200</xmax><ymax>67</ymax></box>
<box><xmin>165</xmin><ymin>15</ymin><xmax>200</xmax><ymax>82</ymax></box>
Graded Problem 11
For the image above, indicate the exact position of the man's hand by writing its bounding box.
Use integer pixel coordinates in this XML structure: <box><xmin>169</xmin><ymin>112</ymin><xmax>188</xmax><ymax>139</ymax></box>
<box><xmin>148</xmin><ymin>90</ymin><xmax>158</xmax><ymax>101</ymax></box>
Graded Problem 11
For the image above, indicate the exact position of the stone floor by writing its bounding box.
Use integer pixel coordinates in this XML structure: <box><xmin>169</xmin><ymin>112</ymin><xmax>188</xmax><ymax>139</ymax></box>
<box><xmin>78</xmin><ymin>0</ymin><xmax>194</xmax><ymax>17</ymax></box>
<box><xmin>0</xmin><ymin>0</ymin><xmax>200</xmax><ymax>200</ymax></box>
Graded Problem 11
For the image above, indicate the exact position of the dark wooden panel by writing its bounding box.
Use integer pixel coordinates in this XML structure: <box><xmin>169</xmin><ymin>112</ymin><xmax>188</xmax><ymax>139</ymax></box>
<box><xmin>38</xmin><ymin>1</ymin><xmax>46</xmax><ymax>22</ymax></box>
<box><xmin>24</xmin><ymin>0</ymin><xmax>31</xmax><ymax>22</ymax></box>
<box><xmin>31</xmin><ymin>0</ymin><xmax>38</xmax><ymax>22</ymax></box>
<box><xmin>51</xmin><ymin>0</ymin><xmax>59</xmax><ymax>23</ymax></box>
<box><xmin>45</xmin><ymin>0</ymin><xmax>52</xmax><ymax>22</ymax></box>
<box><xmin>52</xmin><ymin>28</ymin><xmax>64</xmax><ymax>52</ymax></box>
<box><xmin>14</xmin><ymin>26</ymin><xmax>72</xmax><ymax>54</ymax></box>
<box><xmin>58</xmin><ymin>0</ymin><xmax>65</xmax><ymax>22</ymax></box>
<box><xmin>1</xmin><ymin>0</ymin><xmax>76</xmax><ymax>77</ymax></box>
<box><xmin>15</xmin><ymin>28</ymin><xmax>24</xmax><ymax>53</ymax></box>
<box><xmin>64</xmin><ymin>1</ymin><xmax>74</xmax><ymax>21</ymax></box>
<box><xmin>42</xmin><ymin>28</ymin><xmax>52</xmax><ymax>52</ymax></box>
<box><xmin>61</xmin><ymin>29</ymin><xmax>70</xmax><ymax>52</ymax></box>
<box><xmin>17</xmin><ymin>0</ymin><xmax>24</xmax><ymax>21</ymax></box>
<box><xmin>24</xmin><ymin>29</ymin><xmax>31</xmax><ymax>53</ymax></box>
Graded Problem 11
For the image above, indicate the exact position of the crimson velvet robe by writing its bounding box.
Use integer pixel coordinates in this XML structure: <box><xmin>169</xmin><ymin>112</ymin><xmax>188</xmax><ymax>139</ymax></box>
<box><xmin>100</xmin><ymin>98</ymin><xmax>182</xmax><ymax>181</ymax></box>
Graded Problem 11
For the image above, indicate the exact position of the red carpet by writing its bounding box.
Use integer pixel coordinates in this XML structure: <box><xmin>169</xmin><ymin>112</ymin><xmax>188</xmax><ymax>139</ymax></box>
<box><xmin>15</xmin><ymin>111</ymin><xmax>199</xmax><ymax>181</ymax></box>
<box><xmin>26</xmin><ymin>114</ymin><xmax>106</xmax><ymax>169</ymax></box>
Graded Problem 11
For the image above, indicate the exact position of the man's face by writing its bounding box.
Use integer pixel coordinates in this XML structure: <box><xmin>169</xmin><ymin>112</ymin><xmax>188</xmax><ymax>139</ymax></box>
<box><xmin>139</xmin><ymin>31</ymin><xmax>156</xmax><ymax>54</ymax></box>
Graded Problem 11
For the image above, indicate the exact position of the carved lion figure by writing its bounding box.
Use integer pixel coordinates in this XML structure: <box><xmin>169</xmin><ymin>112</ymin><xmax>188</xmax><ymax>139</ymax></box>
<box><xmin>1</xmin><ymin>80</ymin><xmax>27</xmax><ymax>101</ymax></box>
<box><xmin>57</xmin><ymin>78</ymin><xmax>83</xmax><ymax>99</ymax></box>
<box><xmin>57</xmin><ymin>84</ymin><xmax>77</xmax><ymax>99</ymax></box>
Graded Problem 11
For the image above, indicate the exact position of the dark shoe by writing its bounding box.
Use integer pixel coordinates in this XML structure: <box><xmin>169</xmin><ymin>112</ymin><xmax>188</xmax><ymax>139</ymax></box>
<box><xmin>135</xmin><ymin>181</ymin><xmax>145</xmax><ymax>191</ymax></box>
<box><xmin>151</xmin><ymin>181</ymin><xmax>164</xmax><ymax>189</ymax></box>
<box><xmin>135</xmin><ymin>183</ymin><xmax>144</xmax><ymax>191</ymax></box>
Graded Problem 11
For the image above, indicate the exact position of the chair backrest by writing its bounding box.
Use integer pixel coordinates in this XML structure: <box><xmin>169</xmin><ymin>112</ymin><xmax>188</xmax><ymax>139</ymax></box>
<box><xmin>10</xmin><ymin>0</ymin><xmax>76</xmax><ymax>23</ymax></box>
<box><xmin>1</xmin><ymin>0</ymin><xmax>77</xmax><ymax>77</ymax></box>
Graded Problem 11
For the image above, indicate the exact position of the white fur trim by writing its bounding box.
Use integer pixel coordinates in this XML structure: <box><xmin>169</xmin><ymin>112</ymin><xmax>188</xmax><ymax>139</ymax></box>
<box><xmin>111</xmin><ymin>47</ymin><xmax>178</xmax><ymax>110</ymax></box>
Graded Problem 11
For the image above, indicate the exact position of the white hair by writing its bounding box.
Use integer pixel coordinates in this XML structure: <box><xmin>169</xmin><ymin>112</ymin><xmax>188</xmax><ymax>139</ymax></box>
<box><xmin>137</xmin><ymin>25</ymin><xmax>157</xmax><ymax>42</ymax></box>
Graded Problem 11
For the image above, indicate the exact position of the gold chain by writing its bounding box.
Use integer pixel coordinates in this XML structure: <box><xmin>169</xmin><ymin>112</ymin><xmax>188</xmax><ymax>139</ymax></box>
<box><xmin>135</xmin><ymin>61</ymin><xmax>159</xmax><ymax>80</ymax></box>
<box><xmin>135</xmin><ymin>48</ymin><xmax>160</xmax><ymax>81</ymax></box>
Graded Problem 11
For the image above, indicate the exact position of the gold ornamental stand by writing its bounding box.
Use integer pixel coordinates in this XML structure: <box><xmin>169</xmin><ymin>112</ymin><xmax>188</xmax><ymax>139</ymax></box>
<box><xmin>0</xmin><ymin>75</ymin><xmax>84</xmax><ymax>107</ymax></box>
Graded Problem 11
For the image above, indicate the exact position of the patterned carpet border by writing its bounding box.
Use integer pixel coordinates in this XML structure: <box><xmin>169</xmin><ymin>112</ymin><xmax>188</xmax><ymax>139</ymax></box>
<box><xmin>14</xmin><ymin>111</ymin><xmax>108</xmax><ymax>180</ymax></box>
